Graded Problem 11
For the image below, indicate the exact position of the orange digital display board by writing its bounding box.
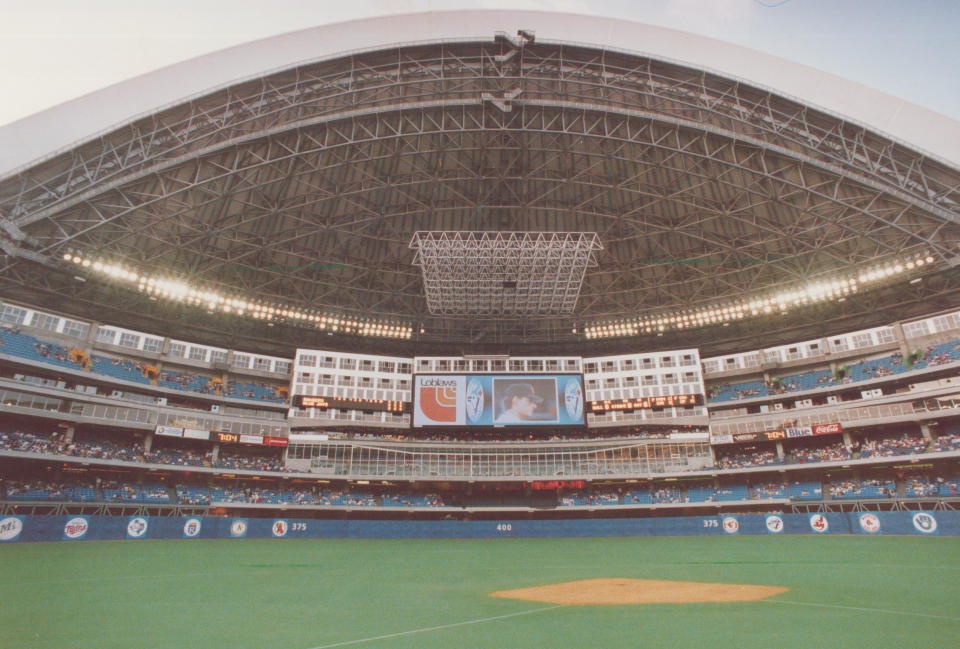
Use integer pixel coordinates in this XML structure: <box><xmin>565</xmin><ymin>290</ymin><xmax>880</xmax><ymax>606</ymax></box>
<box><xmin>588</xmin><ymin>394</ymin><xmax>703</xmax><ymax>413</ymax></box>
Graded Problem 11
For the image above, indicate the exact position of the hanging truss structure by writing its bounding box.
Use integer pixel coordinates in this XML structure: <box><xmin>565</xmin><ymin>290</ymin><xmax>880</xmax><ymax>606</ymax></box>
<box><xmin>410</xmin><ymin>231</ymin><xmax>601</xmax><ymax>315</ymax></box>
<box><xmin>0</xmin><ymin>19</ymin><xmax>958</xmax><ymax>353</ymax></box>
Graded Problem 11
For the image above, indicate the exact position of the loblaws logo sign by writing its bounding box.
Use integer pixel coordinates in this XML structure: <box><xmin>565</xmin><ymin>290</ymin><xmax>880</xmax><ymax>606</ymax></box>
<box><xmin>418</xmin><ymin>378</ymin><xmax>459</xmax><ymax>423</ymax></box>
<box><xmin>0</xmin><ymin>517</ymin><xmax>23</xmax><ymax>541</ymax></box>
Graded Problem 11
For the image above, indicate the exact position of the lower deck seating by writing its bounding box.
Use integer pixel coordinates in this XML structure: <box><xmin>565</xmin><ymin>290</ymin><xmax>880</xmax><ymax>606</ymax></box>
<box><xmin>750</xmin><ymin>482</ymin><xmax>787</xmax><ymax>500</ymax></box>
<box><xmin>650</xmin><ymin>486</ymin><xmax>684</xmax><ymax>504</ymax></box>
<box><xmin>905</xmin><ymin>478</ymin><xmax>939</xmax><ymax>498</ymax></box>
<box><xmin>939</xmin><ymin>479</ymin><xmax>960</xmax><ymax>497</ymax></box>
<box><xmin>623</xmin><ymin>490</ymin><xmax>652</xmax><ymax>505</ymax></box>
<box><xmin>558</xmin><ymin>492</ymin><xmax>619</xmax><ymax>507</ymax></box>
<box><xmin>176</xmin><ymin>486</ymin><xmax>211</xmax><ymax>505</ymax></box>
<box><xmin>830</xmin><ymin>479</ymin><xmax>895</xmax><ymax>499</ymax></box>
<box><xmin>102</xmin><ymin>482</ymin><xmax>170</xmax><ymax>503</ymax></box>
<box><xmin>790</xmin><ymin>481</ymin><xmax>822</xmax><ymax>501</ymax></box>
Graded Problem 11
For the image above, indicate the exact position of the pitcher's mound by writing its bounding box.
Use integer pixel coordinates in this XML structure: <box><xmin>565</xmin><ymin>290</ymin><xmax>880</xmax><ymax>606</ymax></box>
<box><xmin>490</xmin><ymin>578</ymin><xmax>788</xmax><ymax>605</ymax></box>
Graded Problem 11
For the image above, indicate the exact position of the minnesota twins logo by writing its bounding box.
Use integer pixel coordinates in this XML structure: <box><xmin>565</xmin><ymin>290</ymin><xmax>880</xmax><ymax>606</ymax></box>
<box><xmin>912</xmin><ymin>512</ymin><xmax>938</xmax><ymax>534</ymax></box>
<box><xmin>64</xmin><ymin>517</ymin><xmax>89</xmax><ymax>539</ymax></box>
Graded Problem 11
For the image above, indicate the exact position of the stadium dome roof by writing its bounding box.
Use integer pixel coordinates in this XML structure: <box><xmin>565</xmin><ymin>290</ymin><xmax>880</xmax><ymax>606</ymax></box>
<box><xmin>0</xmin><ymin>11</ymin><xmax>958</xmax><ymax>357</ymax></box>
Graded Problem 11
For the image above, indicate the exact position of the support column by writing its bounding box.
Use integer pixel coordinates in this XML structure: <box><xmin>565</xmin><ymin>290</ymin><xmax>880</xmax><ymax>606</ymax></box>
<box><xmin>893</xmin><ymin>321</ymin><xmax>911</xmax><ymax>358</ymax></box>
<box><xmin>85</xmin><ymin>323</ymin><xmax>99</xmax><ymax>346</ymax></box>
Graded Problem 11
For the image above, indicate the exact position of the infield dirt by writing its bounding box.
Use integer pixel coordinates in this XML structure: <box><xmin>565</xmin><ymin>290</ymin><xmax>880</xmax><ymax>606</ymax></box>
<box><xmin>490</xmin><ymin>578</ymin><xmax>789</xmax><ymax>605</ymax></box>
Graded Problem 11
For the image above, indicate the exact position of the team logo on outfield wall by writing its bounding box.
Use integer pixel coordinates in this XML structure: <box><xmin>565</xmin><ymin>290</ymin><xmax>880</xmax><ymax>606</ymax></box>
<box><xmin>230</xmin><ymin>519</ymin><xmax>248</xmax><ymax>538</ymax></box>
<box><xmin>912</xmin><ymin>512</ymin><xmax>938</xmax><ymax>534</ymax></box>
<box><xmin>272</xmin><ymin>520</ymin><xmax>289</xmax><ymax>537</ymax></box>
<box><xmin>765</xmin><ymin>515</ymin><xmax>784</xmax><ymax>534</ymax></box>
<box><xmin>809</xmin><ymin>514</ymin><xmax>829</xmax><ymax>533</ymax></box>
<box><xmin>858</xmin><ymin>513</ymin><xmax>881</xmax><ymax>534</ymax></box>
<box><xmin>722</xmin><ymin>517</ymin><xmax>739</xmax><ymax>534</ymax></box>
<box><xmin>126</xmin><ymin>517</ymin><xmax>148</xmax><ymax>539</ymax></box>
<box><xmin>0</xmin><ymin>516</ymin><xmax>24</xmax><ymax>541</ymax></box>
<box><xmin>64</xmin><ymin>517</ymin><xmax>89</xmax><ymax>539</ymax></box>
<box><xmin>183</xmin><ymin>518</ymin><xmax>202</xmax><ymax>538</ymax></box>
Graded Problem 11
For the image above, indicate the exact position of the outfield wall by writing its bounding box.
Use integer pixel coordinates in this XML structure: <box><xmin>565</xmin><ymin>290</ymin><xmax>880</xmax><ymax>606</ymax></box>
<box><xmin>1</xmin><ymin>511</ymin><xmax>957</xmax><ymax>543</ymax></box>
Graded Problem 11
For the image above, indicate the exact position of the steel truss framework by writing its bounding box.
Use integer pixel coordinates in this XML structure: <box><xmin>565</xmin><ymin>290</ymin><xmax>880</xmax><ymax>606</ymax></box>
<box><xmin>0</xmin><ymin>36</ymin><xmax>958</xmax><ymax>350</ymax></box>
<box><xmin>410</xmin><ymin>231</ymin><xmax>601</xmax><ymax>315</ymax></box>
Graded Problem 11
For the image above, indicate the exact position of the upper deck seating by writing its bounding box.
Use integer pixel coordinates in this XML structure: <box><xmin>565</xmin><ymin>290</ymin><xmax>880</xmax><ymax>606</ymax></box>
<box><xmin>225</xmin><ymin>380</ymin><xmax>286</xmax><ymax>403</ymax></box>
<box><xmin>913</xmin><ymin>339</ymin><xmax>960</xmax><ymax>369</ymax></box>
<box><xmin>774</xmin><ymin>368</ymin><xmax>835</xmax><ymax>393</ymax></box>
<box><xmin>707</xmin><ymin>379</ymin><xmax>768</xmax><ymax>403</ymax></box>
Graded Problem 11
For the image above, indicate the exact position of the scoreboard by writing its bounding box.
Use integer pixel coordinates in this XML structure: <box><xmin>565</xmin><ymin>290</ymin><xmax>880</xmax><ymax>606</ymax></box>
<box><xmin>588</xmin><ymin>394</ymin><xmax>703</xmax><ymax>413</ymax></box>
<box><xmin>294</xmin><ymin>394</ymin><xmax>408</xmax><ymax>414</ymax></box>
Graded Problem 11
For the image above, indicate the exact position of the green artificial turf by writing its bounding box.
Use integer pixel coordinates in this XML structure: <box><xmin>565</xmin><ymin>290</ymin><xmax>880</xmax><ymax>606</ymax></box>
<box><xmin>1</xmin><ymin>536</ymin><xmax>958</xmax><ymax>649</ymax></box>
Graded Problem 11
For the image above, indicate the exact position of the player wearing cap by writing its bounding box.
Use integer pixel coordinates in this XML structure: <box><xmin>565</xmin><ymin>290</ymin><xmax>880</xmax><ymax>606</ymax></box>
<box><xmin>496</xmin><ymin>383</ymin><xmax>544</xmax><ymax>423</ymax></box>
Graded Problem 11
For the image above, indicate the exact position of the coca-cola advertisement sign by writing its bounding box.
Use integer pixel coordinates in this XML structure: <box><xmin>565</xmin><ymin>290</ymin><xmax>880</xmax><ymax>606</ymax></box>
<box><xmin>812</xmin><ymin>423</ymin><xmax>842</xmax><ymax>436</ymax></box>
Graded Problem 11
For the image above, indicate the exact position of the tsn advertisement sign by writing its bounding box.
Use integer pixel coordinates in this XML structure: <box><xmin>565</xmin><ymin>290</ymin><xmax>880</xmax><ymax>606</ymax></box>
<box><xmin>412</xmin><ymin>374</ymin><xmax>586</xmax><ymax>428</ymax></box>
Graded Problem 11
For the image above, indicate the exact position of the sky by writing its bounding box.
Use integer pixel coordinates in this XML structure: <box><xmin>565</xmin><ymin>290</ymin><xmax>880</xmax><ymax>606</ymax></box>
<box><xmin>0</xmin><ymin>0</ymin><xmax>958</xmax><ymax>128</ymax></box>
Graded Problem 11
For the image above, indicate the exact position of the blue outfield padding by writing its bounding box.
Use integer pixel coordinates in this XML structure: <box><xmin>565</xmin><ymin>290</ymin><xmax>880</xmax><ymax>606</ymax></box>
<box><xmin>2</xmin><ymin>511</ymin><xmax>959</xmax><ymax>542</ymax></box>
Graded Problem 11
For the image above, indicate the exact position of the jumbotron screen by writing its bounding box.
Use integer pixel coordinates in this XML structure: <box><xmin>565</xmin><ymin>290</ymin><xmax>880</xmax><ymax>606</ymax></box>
<box><xmin>412</xmin><ymin>374</ymin><xmax>585</xmax><ymax>428</ymax></box>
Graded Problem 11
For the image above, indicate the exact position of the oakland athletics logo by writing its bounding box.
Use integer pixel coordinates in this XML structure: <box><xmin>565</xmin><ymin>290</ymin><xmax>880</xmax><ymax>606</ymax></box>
<box><xmin>230</xmin><ymin>519</ymin><xmax>248</xmax><ymax>537</ymax></box>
